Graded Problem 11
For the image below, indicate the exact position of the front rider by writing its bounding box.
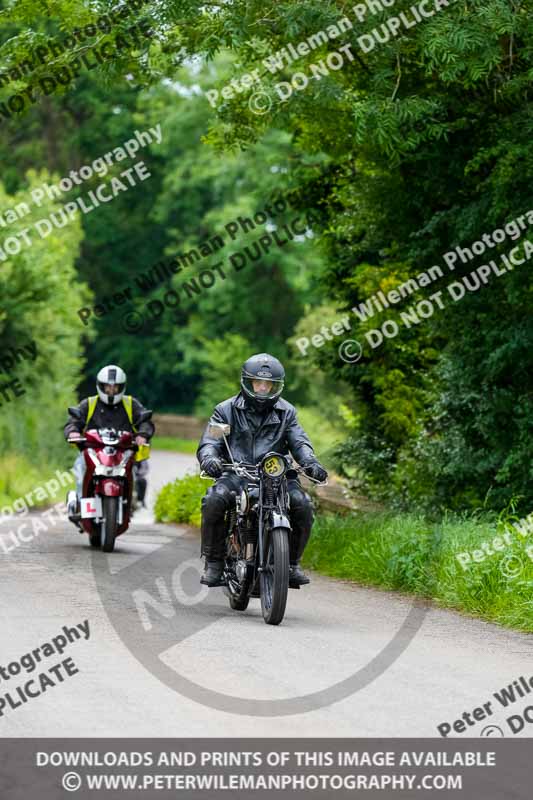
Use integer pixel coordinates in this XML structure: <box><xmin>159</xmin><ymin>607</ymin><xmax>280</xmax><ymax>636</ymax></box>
<box><xmin>64</xmin><ymin>365</ymin><xmax>155</xmax><ymax>523</ymax></box>
<box><xmin>197</xmin><ymin>353</ymin><xmax>328</xmax><ymax>588</ymax></box>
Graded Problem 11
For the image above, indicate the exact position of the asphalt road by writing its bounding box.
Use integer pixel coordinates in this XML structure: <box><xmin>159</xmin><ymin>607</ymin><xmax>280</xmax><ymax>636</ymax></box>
<box><xmin>0</xmin><ymin>450</ymin><xmax>531</xmax><ymax>737</ymax></box>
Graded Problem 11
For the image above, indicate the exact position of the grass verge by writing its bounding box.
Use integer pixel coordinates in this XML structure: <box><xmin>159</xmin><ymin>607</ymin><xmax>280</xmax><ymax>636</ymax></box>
<box><xmin>304</xmin><ymin>511</ymin><xmax>533</xmax><ymax>632</ymax></box>
<box><xmin>0</xmin><ymin>453</ymin><xmax>74</xmax><ymax>510</ymax></box>
<box><xmin>151</xmin><ymin>436</ymin><xmax>198</xmax><ymax>455</ymax></box>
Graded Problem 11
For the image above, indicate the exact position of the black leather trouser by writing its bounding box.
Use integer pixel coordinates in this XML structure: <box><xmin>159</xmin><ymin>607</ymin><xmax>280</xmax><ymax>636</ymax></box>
<box><xmin>200</xmin><ymin>473</ymin><xmax>314</xmax><ymax>563</ymax></box>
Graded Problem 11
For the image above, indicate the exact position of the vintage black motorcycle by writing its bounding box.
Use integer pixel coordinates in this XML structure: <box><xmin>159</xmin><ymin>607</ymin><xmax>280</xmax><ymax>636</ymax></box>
<box><xmin>200</xmin><ymin>422</ymin><xmax>326</xmax><ymax>625</ymax></box>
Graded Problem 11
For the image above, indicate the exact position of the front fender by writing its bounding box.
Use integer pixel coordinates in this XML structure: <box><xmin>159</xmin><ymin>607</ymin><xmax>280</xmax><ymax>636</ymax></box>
<box><xmin>269</xmin><ymin>511</ymin><xmax>291</xmax><ymax>530</ymax></box>
<box><xmin>97</xmin><ymin>479</ymin><xmax>122</xmax><ymax>497</ymax></box>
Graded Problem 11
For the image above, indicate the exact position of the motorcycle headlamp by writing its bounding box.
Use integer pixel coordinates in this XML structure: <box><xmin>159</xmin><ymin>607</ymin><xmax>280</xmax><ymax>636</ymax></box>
<box><xmin>261</xmin><ymin>454</ymin><xmax>287</xmax><ymax>478</ymax></box>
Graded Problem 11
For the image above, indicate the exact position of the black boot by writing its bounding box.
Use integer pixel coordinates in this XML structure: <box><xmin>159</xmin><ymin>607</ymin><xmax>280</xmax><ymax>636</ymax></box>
<box><xmin>200</xmin><ymin>490</ymin><xmax>228</xmax><ymax>586</ymax></box>
<box><xmin>289</xmin><ymin>561</ymin><xmax>310</xmax><ymax>587</ymax></box>
<box><xmin>201</xmin><ymin>559</ymin><xmax>225</xmax><ymax>587</ymax></box>
<box><xmin>288</xmin><ymin>485</ymin><xmax>314</xmax><ymax>588</ymax></box>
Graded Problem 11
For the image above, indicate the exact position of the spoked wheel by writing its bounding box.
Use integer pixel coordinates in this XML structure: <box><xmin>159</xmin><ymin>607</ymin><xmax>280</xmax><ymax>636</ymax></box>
<box><xmin>101</xmin><ymin>496</ymin><xmax>118</xmax><ymax>553</ymax></box>
<box><xmin>260</xmin><ymin>527</ymin><xmax>289</xmax><ymax>625</ymax></box>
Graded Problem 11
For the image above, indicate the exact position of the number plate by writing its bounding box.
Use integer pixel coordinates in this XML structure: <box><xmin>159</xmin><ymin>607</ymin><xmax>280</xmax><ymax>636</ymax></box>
<box><xmin>80</xmin><ymin>496</ymin><xmax>102</xmax><ymax>518</ymax></box>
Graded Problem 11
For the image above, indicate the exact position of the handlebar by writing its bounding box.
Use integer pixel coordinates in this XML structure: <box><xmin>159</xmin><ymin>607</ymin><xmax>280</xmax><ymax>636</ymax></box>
<box><xmin>200</xmin><ymin>461</ymin><xmax>328</xmax><ymax>485</ymax></box>
<box><xmin>67</xmin><ymin>434</ymin><xmax>144</xmax><ymax>452</ymax></box>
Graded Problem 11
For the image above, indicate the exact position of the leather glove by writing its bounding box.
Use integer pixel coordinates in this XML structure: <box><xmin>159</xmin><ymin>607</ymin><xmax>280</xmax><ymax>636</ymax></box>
<box><xmin>201</xmin><ymin>456</ymin><xmax>224</xmax><ymax>478</ymax></box>
<box><xmin>303</xmin><ymin>461</ymin><xmax>328</xmax><ymax>482</ymax></box>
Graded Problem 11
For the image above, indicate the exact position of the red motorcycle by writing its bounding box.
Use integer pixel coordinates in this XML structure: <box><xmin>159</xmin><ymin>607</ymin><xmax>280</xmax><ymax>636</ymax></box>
<box><xmin>67</xmin><ymin>409</ymin><xmax>151</xmax><ymax>552</ymax></box>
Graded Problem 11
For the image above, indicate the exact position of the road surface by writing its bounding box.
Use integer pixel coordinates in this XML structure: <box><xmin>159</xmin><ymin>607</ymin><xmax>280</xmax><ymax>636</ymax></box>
<box><xmin>0</xmin><ymin>450</ymin><xmax>530</xmax><ymax>737</ymax></box>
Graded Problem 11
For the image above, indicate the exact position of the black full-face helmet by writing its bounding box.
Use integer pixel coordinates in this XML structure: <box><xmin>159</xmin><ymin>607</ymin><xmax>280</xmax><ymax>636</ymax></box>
<box><xmin>241</xmin><ymin>353</ymin><xmax>285</xmax><ymax>410</ymax></box>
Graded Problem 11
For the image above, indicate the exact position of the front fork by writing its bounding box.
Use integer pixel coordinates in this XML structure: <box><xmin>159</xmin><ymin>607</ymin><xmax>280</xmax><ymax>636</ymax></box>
<box><xmin>94</xmin><ymin>479</ymin><xmax>125</xmax><ymax>525</ymax></box>
<box><xmin>257</xmin><ymin>486</ymin><xmax>291</xmax><ymax>572</ymax></box>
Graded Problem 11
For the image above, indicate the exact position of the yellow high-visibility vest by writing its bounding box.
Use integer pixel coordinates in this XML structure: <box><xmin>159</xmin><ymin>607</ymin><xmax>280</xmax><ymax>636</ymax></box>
<box><xmin>84</xmin><ymin>395</ymin><xmax>149</xmax><ymax>461</ymax></box>
<box><xmin>85</xmin><ymin>394</ymin><xmax>137</xmax><ymax>432</ymax></box>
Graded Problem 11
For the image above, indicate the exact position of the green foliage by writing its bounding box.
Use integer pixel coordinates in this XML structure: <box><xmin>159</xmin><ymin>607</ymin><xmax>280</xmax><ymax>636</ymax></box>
<box><xmin>154</xmin><ymin>472</ymin><xmax>209</xmax><ymax>528</ymax></box>
<box><xmin>295</xmin><ymin>406</ymin><xmax>345</xmax><ymax>468</ymax></box>
<box><xmin>2</xmin><ymin>0</ymin><xmax>532</xmax><ymax>515</ymax></box>
<box><xmin>0</xmin><ymin>174</ymin><xmax>90</xmax><ymax>470</ymax></box>
<box><xmin>193</xmin><ymin>332</ymin><xmax>252</xmax><ymax>417</ymax></box>
<box><xmin>229</xmin><ymin>0</ymin><xmax>533</xmax><ymax>513</ymax></box>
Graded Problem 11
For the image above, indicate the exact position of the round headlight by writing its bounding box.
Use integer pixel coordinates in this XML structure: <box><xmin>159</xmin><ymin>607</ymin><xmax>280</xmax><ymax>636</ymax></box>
<box><xmin>262</xmin><ymin>455</ymin><xmax>286</xmax><ymax>477</ymax></box>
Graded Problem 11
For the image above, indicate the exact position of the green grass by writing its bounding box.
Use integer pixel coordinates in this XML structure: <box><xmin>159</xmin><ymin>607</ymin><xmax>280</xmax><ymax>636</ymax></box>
<box><xmin>151</xmin><ymin>436</ymin><xmax>198</xmax><ymax>454</ymax></box>
<box><xmin>303</xmin><ymin>511</ymin><xmax>533</xmax><ymax>632</ymax></box>
<box><xmin>0</xmin><ymin>453</ymin><xmax>74</xmax><ymax>511</ymax></box>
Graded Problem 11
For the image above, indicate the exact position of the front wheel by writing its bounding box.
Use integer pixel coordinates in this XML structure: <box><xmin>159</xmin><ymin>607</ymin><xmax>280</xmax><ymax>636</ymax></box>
<box><xmin>101</xmin><ymin>496</ymin><xmax>118</xmax><ymax>553</ymax></box>
<box><xmin>260</xmin><ymin>527</ymin><xmax>289</xmax><ymax>625</ymax></box>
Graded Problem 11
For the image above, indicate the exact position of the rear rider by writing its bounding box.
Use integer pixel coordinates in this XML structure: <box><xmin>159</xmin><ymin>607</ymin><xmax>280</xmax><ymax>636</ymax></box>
<box><xmin>63</xmin><ymin>365</ymin><xmax>154</xmax><ymax>524</ymax></box>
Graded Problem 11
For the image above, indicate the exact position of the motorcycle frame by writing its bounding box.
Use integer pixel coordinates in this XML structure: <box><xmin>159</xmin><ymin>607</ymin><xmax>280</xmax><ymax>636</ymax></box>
<box><xmin>227</xmin><ymin>455</ymin><xmax>292</xmax><ymax>592</ymax></box>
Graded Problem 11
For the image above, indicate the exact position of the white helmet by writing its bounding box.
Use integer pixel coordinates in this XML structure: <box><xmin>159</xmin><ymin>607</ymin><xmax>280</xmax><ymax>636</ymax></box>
<box><xmin>96</xmin><ymin>364</ymin><xmax>126</xmax><ymax>406</ymax></box>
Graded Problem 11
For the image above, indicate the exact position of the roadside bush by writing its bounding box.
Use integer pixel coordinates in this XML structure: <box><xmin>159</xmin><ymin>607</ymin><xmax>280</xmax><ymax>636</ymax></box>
<box><xmin>154</xmin><ymin>473</ymin><xmax>211</xmax><ymax>528</ymax></box>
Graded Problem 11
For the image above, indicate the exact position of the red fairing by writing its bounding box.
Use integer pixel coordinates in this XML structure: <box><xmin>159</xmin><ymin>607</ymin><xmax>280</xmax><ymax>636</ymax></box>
<box><xmin>119</xmin><ymin>431</ymin><xmax>134</xmax><ymax>447</ymax></box>
<box><xmin>98</xmin><ymin>450</ymin><xmax>124</xmax><ymax>467</ymax></box>
<box><xmin>98</xmin><ymin>479</ymin><xmax>122</xmax><ymax>496</ymax></box>
<box><xmin>85</xmin><ymin>429</ymin><xmax>104</xmax><ymax>446</ymax></box>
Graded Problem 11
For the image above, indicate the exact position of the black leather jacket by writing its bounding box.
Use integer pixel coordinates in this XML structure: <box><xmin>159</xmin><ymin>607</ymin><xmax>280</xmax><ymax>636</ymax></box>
<box><xmin>197</xmin><ymin>393</ymin><xmax>316</xmax><ymax>467</ymax></box>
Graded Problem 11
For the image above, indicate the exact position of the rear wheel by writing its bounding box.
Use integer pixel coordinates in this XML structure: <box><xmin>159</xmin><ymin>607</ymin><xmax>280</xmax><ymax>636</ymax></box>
<box><xmin>101</xmin><ymin>496</ymin><xmax>118</xmax><ymax>553</ymax></box>
<box><xmin>260</xmin><ymin>527</ymin><xmax>289</xmax><ymax>625</ymax></box>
